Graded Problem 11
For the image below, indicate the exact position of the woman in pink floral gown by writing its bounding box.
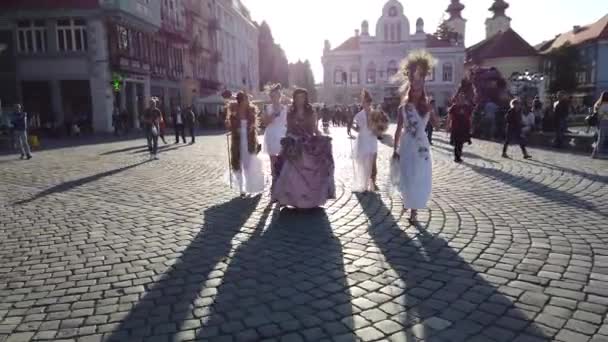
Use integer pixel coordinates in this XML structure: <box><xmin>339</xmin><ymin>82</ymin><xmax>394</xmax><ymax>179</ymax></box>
<box><xmin>272</xmin><ymin>88</ymin><xmax>335</xmax><ymax>208</ymax></box>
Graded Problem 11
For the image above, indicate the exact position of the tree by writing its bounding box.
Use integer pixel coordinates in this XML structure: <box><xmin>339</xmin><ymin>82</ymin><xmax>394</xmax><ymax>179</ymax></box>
<box><xmin>434</xmin><ymin>19</ymin><xmax>460</xmax><ymax>43</ymax></box>
<box><xmin>258</xmin><ymin>21</ymin><xmax>289</xmax><ymax>90</ymax></box>
<box><xmin>547</xmin><ymin>43</ymin><xmax>579</xmax><ymax>94</ymax></box>
<box><xmin>288</xmin><ymin>60</ymin><xmax>316</xmax><ymax>102</ymax></box>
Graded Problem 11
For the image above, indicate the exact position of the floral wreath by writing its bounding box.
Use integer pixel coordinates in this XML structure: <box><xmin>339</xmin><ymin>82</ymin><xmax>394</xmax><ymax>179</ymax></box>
<box><xmin>393</xmin><ymin>50</ymin><xmax>436</xmax><ymax>94</ymax></box>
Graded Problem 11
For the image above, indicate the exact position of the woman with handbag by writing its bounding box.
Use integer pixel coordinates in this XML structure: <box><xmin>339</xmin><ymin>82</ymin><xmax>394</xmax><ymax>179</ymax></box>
<box><xmin>226</xmin><ymin>91</ymin><xmax>265</xmax><ymax>197</ymax></box>
<box><xmin>592</xmin><ymin>91</ymin><xmax>608</xmax><ymax>158</ymax></box>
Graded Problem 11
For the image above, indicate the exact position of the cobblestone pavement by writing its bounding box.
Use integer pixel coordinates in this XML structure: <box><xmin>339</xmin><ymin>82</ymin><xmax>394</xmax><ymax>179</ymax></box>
<box><xmin>1</xmin><ymin>127</ymin><xmax>607</xmax><ymax>342</ymax></box>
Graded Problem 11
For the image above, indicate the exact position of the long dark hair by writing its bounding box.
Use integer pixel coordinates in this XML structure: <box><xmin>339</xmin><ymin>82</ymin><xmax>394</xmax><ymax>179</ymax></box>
<box><xmin>402</xmin><ymin>83</ymin><xmax>429</xmax><ymax>115</ymax></box>
<box><xmin>289</xmin><ymin>88</ymin><xmax>313</xmax><ymax>116</ymax></box>
<box><xmin>226</xmin><ymin>91</ymin><xmax>256</xmax><ymax>128</ymax></box>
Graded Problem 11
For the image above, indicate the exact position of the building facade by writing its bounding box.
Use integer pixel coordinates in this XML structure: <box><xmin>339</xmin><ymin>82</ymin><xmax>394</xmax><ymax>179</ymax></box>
<box><xmin>538</xmin><ymin>14</ymin><xmax>608</xmax><ymax>102</ymax></box>
<box><xmin>320</xmin><ymin>0</ymin><xmax>466</xmax><ymax>111</ymax></box>
<box><xmin>0</xmin><ymin>0</ymin><xmax>228</xmax><ymax>133</ymax></box>
<box><xmin>465</xmin><ymin>0</ymin><xmax>539</xmax><ymax>80</ymax></box>
<box><xmin>214</xmin><ymin>0</ymin><xmax>259</xmax><ymax>93</ymax></box>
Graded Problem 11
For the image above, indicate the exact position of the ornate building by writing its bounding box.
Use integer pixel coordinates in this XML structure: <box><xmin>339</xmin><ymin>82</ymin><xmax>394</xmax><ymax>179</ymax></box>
<box><xmin>320</xmin><ymin>0</ymin><xmax>466</xmax><ymax>111</ymax></box>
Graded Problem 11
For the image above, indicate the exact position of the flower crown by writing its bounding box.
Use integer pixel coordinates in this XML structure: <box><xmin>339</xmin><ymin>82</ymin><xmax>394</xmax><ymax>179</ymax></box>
<box><xmin>393</xmin><ymin>50</ymin><xmax>436</xmax><ymax>94</ymax></box>
<box><xmin>264</xmin><ymin>83</ymin><xmax>282</xmax><ymax>95</ymax></box>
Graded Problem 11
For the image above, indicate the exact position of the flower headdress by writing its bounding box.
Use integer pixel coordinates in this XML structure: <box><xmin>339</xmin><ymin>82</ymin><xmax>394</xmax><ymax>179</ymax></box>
<box><xmin>393</xmin><ymin>50</ymin><xmax>436</xmax><ymax>94</ymax></box>
<box><xmin>264</xmin><ymin>83</ymin><xmax>282</xmax><ymax>95</ymax></box>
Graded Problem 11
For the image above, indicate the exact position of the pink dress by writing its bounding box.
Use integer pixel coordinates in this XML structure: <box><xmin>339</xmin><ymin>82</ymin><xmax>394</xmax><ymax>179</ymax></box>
<box><xmin>272</xmin><ymin>113</ymin><xmax>335</xmax><ymax>208</ymax></box>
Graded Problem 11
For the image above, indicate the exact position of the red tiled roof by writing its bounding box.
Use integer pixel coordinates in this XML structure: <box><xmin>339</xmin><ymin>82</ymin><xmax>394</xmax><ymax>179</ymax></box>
<box><xmin>426</xmin><ymin>34</ymin><xmax>453</xmax><ymax>48</ymax></box>
<box><xmin>1</xmin><ymin>0</ymin><xmax>99</xmax><ymax>9</ymax></box>
<box><xmin>538</xmin><ymin>14</ymin><xmax>608</xmax><ymax>54</ymax></box>
<box><xmin>332</xmin><ymin>36</ymin><xmax>360</xmax><ymax>52</ymax></box>
<box><xmin>466</xmin><ymin>28</ymin><xmax>537</xmax><ymax>64</ymax></box>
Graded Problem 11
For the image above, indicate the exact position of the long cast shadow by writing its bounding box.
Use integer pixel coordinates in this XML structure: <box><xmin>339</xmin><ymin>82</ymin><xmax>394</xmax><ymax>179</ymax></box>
<box><xmin>431</xmin><ymin>143</ymin><xmax>498</xmax><ymax>164</ymax></box>
<box><xmin>521</xmin><ymin>159</ymin><xmax>608</xmax><ymax>185</ymax></box>
<box><xmin>358</xmin><ymin>192</ymin><xmax>549</xmax><ymax>341</ymax></box>
<box><xmin>13</xmin><ymin>160</ymin><xmax>149</xmax><ymax>205</ymax></box>
<box><xmin>105</xmin><ymin>196</ymin><xmax>264</xmax><ymax>341</ymax></box>
<box><xmin>195</xmin><ymin>207</ymin><xmax>357</xmax><ymax>341</ymax></box>
<box><xmin>465</xmin><ymin>162</ymin><xmax>606</xmax><ymax>218</ymax></box>
<box><xmin>99</xmin><ymin>145</ymin><xmax>148</xmax><ymax>156</ymax></box>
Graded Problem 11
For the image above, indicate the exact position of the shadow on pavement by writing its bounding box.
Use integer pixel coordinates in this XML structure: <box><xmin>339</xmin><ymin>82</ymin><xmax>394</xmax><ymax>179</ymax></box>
<box><xmin>357</xmin><ymin>192</ymin><xmax>549</xmax><ymax>341</ymax></box>
<box><xmin>13</xmin><ymin>160</ymin><xmax>149</xmax><ymax>206</ymax></box>
<box><xmin>521</xmin><ymin>159</ymin><xmax>608</xmax><ymax>185</ymax></box>
<box><xmin>105</xmin><ymin>196</ymin><xmax>263</xmax><ymax>341</ymax></box>
<box><xmin>194</xmin><ymin>207</ymin><xmax>357</xmax><ymax>341</ymax></box>
<box><xmin>431</xmin><ymin>142</ymin><xmax>498</xmax><ymax>164</ymax></box>
<box><xmin>99</xmin><ymin>145</ymin><xmax>148</xmax><ymax>156</ymax></box>
<box><xmin>465</xmin><ymin>162</ymin><xmax>607</xmax><ymax>218</ymax></box>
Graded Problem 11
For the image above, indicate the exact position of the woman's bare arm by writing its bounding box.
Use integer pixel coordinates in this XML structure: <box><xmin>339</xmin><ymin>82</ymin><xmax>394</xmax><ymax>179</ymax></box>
<box><xmin>393</xmin><ymin>108</ymin><xmax>403</xmax><ymax>157</ymax></box>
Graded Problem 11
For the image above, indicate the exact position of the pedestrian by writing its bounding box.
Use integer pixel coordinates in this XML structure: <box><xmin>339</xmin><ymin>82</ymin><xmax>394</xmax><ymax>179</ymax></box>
<box><xmin>447</xmin><ymin>93</ymin><xmax>473</xmax><ymax>163</ymax></box>
<box><xmin>351</xmin><ymin>89</ymin><xmax>379</xmax><ymax>192</ymax></box>
<box><xmin>553</xmin><ymin>91</ymin><xmax>570</xmax><ymax>148</ymax></box>
<box><xmin>483</xmin><ymin>101</ymin><xmax>498</xmax><ymax>140</ymax></box>
<box><xmin>226</xmin><ymin>91</ymin><xmax>265</xmax><ymax>197</ymax></box>
<box><xmin>158</xmin><ymin>111</ymin><xmax>168</xmax><ymax>144</ymax></box>
<box><xmin>532</xmin><ymin>96</ymin><xmax>543</xmax><ymax>131</ymax></box>
<box><xmin>261</xmin><ymin>83</ymin><xmax>287</xmax><ymax>189</ymax></box>
<box><xmin>425</xmin><ymin>99</ymin><xmax>437</xmax><ymax>145</ymax></box>
<box><xmin>592</xmin><ymin>91</ymin><xmax>608</xmax><ymax>158</ymax></box>
<box><xmin>185</xmin><ymin>106</ymin><xmax>196</xmax><ymax>144</ymax></box>
<box><xmin>392</xmin><ymin>52</ymin><xmax>440</xmax><ymax>223</ymax></box>
<box><xmin>502</xmin><ymin>98</ymin><xmax>532</xmax><ymax>159</ymax></box>
<box><xmin>142</xmin><ymin>99</ymin><xmax>161</xmax><ymax>160</ymax></box>
<box><xmin>173</xmin><ymin>105</ymin><xmax>186</xmax><ymax>144</ymax></box>
<box><xmin>11</xmin><ymin>103</ymin><xmax>32</xmax><ymax>160</ymax></box>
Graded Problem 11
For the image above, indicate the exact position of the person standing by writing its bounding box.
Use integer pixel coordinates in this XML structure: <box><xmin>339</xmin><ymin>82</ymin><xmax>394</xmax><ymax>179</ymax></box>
<box><xmin>261</xmin><ymin>84</ymin><xmax>287</xmax><ymax>188</ymax></box>
<box><xmin>142</xmin><ymin>99</ymin><xmax>161</xmax><ymax>160</ymax></box>
<box><xmin>350</xmin><ymin>89</ymin><xmax>379</xmax><ymax>192</ymax></box>
<box><xmin>11</xmin><ymin>104</ymin><xmax>32</xmax><ymax>160</ymax></box>
<box><xmin>226</xmin><ymin>91</ymin><xmax>265</xmax><ymax>197</ymax></box>
<box><xmin>532</xmin><ymin>96</ymin><xmax>543</xmax><ymax>131</ymax></box>
<box><xmin>392</xmin><ymin>53</ymin><xmax>440</xmax><ymax>223</ymax></box>
<box><xmin>553</xmin><ymin>91</ymin><xmax>570</xmax><ymax>148</ymax></box>
<box><xmin>592</xmin><ymin>91</ymin><xmax>608</xmax><ymax>158</ymax></box>
<box><xmin>185</xmin><ymin>106</ymin><xmax>196</xmax><ymax>144</ymax></box>
<box><xmin>447</xmin><ymin>93</ymin><xmax>473</xmax><ymax>163</ymax></box>
<box><xmin>173</xmin><ymin>106</ymin><xmax>186</xmax><ymax>144</ymax></box>
<box><xmin>158</xmin><ymin>111</ymin><xmax>168</xmax><ymax>144</ymax></box>
<box><xmin>502</xmin><ymin>98</ymin><xmax>532</xmax><ymax>159</ymax></box>
<box><xmin>426</xmin><ymin>99</ymin><xmax>437</xmax><ymax>145</ymax></box>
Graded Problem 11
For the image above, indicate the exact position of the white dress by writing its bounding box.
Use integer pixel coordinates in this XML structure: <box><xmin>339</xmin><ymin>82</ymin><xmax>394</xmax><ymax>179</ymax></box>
<box><xmin>352</xmin><ymin>109</ymin><xmax>378</xmax><ymax>192</ymax></box>
<box><xmin>263</xmin><ymin>104</ymin><xmax>287</xmax><ymax>156</ymax></box>
<box><xmin>396</xmin><ymin>105</ymin><xmax>432</xmax><ymax>209</ymax></box>
<box><xmin>229</xmin><ymin>120</ymin><xmax>265</xmax><ymax>194</ymax></box>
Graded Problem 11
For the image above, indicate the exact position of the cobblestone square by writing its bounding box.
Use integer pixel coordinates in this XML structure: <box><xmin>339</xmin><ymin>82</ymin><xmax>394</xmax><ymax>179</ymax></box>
<box><xmin>1</xmin><ymin>129</ymin><xmax>607</xmax><ymax>342</ymax></box>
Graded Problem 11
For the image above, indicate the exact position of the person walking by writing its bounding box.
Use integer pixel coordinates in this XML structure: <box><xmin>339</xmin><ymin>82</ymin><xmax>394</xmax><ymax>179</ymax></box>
<box><xmin>592</xmin><ymin>91</ymin><xmax>608</xmax><ymax>158</ymax></box>
<box><xmin>11</xmin><ymin>103</ymin><xmax>32</xmax><ymax>160</ymax></box>
<box><xmin>261</xmin><ymin>84</ymin><xmax>287</xmax><ymax>189</ymax></box>
<box><xmin>173</xmin><ymin>106</ymin><xmax>186</xmax><ymax>144</ymax></box>
<box><xmin>447</xmin><ymin>93</ymin><xmax>473</xmax><ymax>163</ymax></box>
<box><xmin>553</xmin><ymin>91</ymin><xmax>570</xmax><ymax>148</ymax></box>
<box><xmin>351</xmin><ymin>89</ymin><xmax>379</xmax><ymax>192</ymax></box>
<box><xmin>142</xmin><ymin>99</ymin><xmax>161</xmax><ymax>160</ymax></box>
<box><xmin>392</xmin><ymin>52</ymin><xmax>440</xmax><ymax>223</ymax></box>
<box><xmin>158</xmin><ymin>111</ymin><xmax>168</xmax><ymax>144</ymax></box>
<box><xmin>185</xmin><ymin>106</ymin><xmax>196</xmax><ymax>144</ymax></box>
<box><xmin>426</xmin><ymin>99</ymin><xmax>437</xmax><ymax>145</ymax></box>
<box><xmin>502</xmin><ymin>98</ymin><xmax>532</xmax><ymax>159</ymax></box>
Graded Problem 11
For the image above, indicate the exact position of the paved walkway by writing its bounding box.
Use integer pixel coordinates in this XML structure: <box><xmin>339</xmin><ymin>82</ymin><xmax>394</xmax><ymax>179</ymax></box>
<box><xmin>1</xmin><ymin>128</ymin><xmax>607</xmax><ymax>342</ymax></box>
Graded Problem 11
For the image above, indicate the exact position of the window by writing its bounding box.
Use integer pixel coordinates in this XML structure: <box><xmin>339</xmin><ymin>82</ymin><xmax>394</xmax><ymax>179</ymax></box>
<box><xmin>366</xmin><ymin>63</ymin><xmax>376</xmax><ymax>84</ymax></box>
<box><xmin>350</xmin><ymin>68</ymin><xmax>360</xmax><ymax>85</ymax></box>
<box><xmin>384</xmin><ymin>24</ymin><xmax>388</xmax><ymax>41</ymax></box>
<box><xmin>427</xmin><ymin>67</ymin><xmax>435</xmax><ymax>82</ymax></box>
<box><xmin>387</xmin><ymin>60</ymin><xmax>398</xmax><ymax>77</ymax></box>
<box><xmin>442</xmin><ymin>63</ymin><xmax>453</xmax><ymax>82</ymax></box>
<box><xmin>389</xmin><ymin>24</ymin><xmax>395</xmax><ymax>41</ymax></box>
<box><xmin>57</xmin><ymin>18</ymin><xmax>87</xmax><ymax>52</ymax></box>
<box><xmin>17</xmin><ymin>20</ymin><xmax>47</xmax><ymax>53</ymax></box>
<box><xmin>117</xmin><ymin>25</ymin><xmax>129</xmax><ymax>51</ymax></box>
<box><xmin>397</xmin><ymin>22</ymin><xmax>402</xmax><ymax>41</ymax></box>
<box><xmin>334</xmin><ymin>68</ymin><xmax>345</xmax><ymax>85</ymax></box>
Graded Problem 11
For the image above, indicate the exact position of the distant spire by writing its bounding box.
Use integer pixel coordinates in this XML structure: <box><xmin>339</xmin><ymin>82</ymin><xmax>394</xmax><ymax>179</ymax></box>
<box><xmin>446</xmin><ymin>0</ymin><xmax>465</xmax><ymax>20</ymax></box>
<box><xmin>489</xmin><ymin>0</ymin><xmax>509</xmax><ymax>18</ymax></box>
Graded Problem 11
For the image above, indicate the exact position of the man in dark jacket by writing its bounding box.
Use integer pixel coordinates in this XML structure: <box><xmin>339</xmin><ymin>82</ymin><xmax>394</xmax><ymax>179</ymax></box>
<box><xmin>185</xmin><ymin>106</ymin><xmax>196</xmax><ymax>144</ymax></box>
<box><xmin>553</xmin><ymin>91</ymin><xmax>570</xmax><ymax>148</ymax></box>
<box><xmin>11</xmin><ymin>103</ymin><xmax>32</xmax><ymax>160</ymax></box>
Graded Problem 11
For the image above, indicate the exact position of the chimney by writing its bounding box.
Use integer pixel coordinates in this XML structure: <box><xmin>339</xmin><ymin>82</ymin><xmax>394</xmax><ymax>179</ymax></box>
<box><xmin>355</xmin><ymin>29</ymin><xmax>360</xmax><ymax>37</ymax></box>
<box><xmin>573</xmin><ymin>25</ymin><xmax>582</xmax><ymax>33</ymax></box>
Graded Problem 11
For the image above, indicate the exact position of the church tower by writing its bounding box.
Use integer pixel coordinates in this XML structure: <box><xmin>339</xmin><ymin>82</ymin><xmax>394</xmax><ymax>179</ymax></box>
<box><xmin>485</xmin><ymin>0</ymin><xmax>512</xmax><ymax>38</ymax></box>
<box><xmin>445</xmin><ymin>0</ymin><xmax>466</xmax><ymax>45</ymax></box>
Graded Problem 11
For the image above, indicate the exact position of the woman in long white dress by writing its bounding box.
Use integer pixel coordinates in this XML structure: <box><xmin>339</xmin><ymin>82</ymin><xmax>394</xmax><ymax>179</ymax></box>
<box><xmin>262</xmin><ymin>84</ymin><xmax>287</xmax><ymax>184</ymax></box>
<box><xmin>393</xmin><ymin>80</ymin><xmax>440</xmax><ymax>222</ymax></box>
<box><xmin>226</xmin><ymin>91</ymin><xmax>265</xmax><ymax>197</ymax></box>
<box><xmin>351</xmin><ymin>90</ymin><xmax>378</xmax><ymax>192</ymax></box>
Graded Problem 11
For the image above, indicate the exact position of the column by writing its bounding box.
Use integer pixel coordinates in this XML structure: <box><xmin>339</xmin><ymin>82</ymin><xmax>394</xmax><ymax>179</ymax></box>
<box><xmin>50</xmin><ymin>79</ymin><xmax>63</xmax><ymax>127</ymax></box>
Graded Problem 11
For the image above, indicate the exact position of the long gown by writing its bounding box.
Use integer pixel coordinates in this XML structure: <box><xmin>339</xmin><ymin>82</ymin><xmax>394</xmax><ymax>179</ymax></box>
<box><xmin>272</xmin><ymin>113</ymin><xmax>335</xmax><ymax>208</ymax></box>
<box><xmin>352</xmin><ymin>109</ymin><xmax>378</xmax><ymax>192</ymax></box>
<box><xmin>263</xmin><ymin>104</ymin><xmax>287</xmax><ymax>156</ymax></box>
<box><xmin>228</xmin><ymin>120</ymin><xmax>265</xmax><ymax>195</ymax></box>
<box><xmin>396</xmin><ymin>105</ymin><xmax>432</xmax><ymax>209</ymax></box>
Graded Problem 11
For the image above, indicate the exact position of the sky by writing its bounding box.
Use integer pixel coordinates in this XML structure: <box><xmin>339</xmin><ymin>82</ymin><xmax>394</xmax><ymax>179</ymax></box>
<box><xmin>244</xmin><ymin>0</ymin><xmax>607</xmax><ymax>83</ymax></box>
